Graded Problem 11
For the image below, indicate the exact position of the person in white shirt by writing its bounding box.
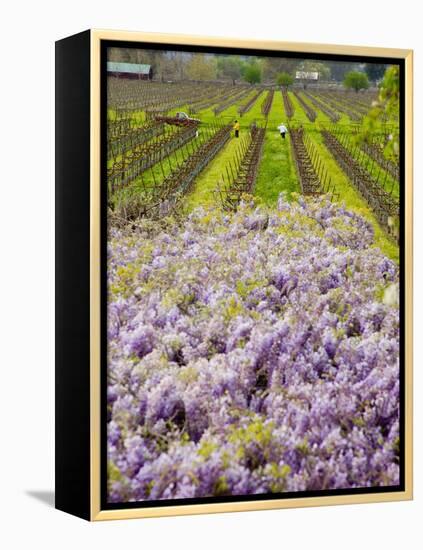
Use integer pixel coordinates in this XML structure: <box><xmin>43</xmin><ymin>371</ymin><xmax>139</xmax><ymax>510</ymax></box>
<box><xmin>277</xmin><ymin>123</ymin><xmax>288</xmax><ymax>139</ymax></box>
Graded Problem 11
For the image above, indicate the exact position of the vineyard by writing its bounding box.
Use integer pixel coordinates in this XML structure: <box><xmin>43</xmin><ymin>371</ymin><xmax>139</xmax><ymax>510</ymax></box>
<box><xmin>106</xmin><ymin>70</ymin><xmax>401</xmax><ymax>502</ymax></box>
<box><xmin>107</xmin><ymin>77</ymin><xmax>399</xmax><ymax>256</ymax></box>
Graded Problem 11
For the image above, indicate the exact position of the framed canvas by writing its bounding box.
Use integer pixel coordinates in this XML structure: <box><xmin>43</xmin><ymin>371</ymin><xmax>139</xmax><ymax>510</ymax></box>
<box><xmin>55</xmin><ymin>29</ymin><xmax>413</xmax><ymax>521</ymax></box>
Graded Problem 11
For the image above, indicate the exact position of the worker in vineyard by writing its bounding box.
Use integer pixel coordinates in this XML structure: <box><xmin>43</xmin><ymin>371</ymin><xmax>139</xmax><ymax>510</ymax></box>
<box><xmin>278</xmin><ymin>123</ymin><xmax>288</xmax><ymax>139</ymax></box>
<box><xmin>233</xmin><ymin>120</ymin><xmax>240</xmax><ymax>138</ymax></box>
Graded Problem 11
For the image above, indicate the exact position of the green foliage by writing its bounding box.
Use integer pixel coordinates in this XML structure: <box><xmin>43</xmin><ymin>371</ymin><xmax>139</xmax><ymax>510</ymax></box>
<box><xmin>213</xmin><ymin>476</ymin><xmax>230</xmax><ymax>495</ymax></box>
<box><xmin>108</xmin><ymin>461</ymin><xmax>123</xmax><ymax>482</ymax></box>
<box><xmin>227</xmin><ymin>418</ymin><xmax>291</xmax><ymax>485</ymax></box>
<box><xmin>222</xmin><ymin>295</ymin><xmax>244</xmax><ymax>322</ymax></box>
<box><xmin>198</xmin><ymin>440</ymin><xmax>218</xmax><ymax>459</ymax></box>
<box><xmin>243</xmin><ymin>63</ymin><xmax>262</xmax><ymax>84</ymax></box>
<box><xmin>328</xmin><ymin>61</ymin><xmax>360</xmax><ymax>82</ymax></box>
<box><xmin>261</xmin><ymin>57</ymin><xmax>298</xmax><ymax>80</ymax></box>
<box><xmin>359</xmin><ymin>65</ymin><xmax>400</xmax><ymax>161</ymax></box>
<box><xmin>276</xmin><ymin>72</ymin><xmax>294</xmax><ymax>87</ymax></box>
<box><xmin>364</xmin><ymin>63</ymin><xmax>388</xmax><ymax>82</ymax></box>
<box><xmin>379</xmin><ymin>66</ymin><xmax>400</xmax><ymax>110</ymax></box>
<box><xmin>228</xmin><ymin>418</ymin><xmax>274</xmax><ymax>449</ymax></box>
<box><xmin>178</xmin><ymin>366</ymin><xmax>199</xmax><ymax>384</ymax></box>
<box><xmin>236</xmin><ymin>279</ymin><xmax>262</xmax><ymax>298</ymax></box>
<box><xmin>267</xmin><ymin>463</ymin><xmax>292</xmax><ymax>492</ymax></box>
<box><xmin>343</xmin><ymin>71</ymin><xmax>370</xmax><ymax>92</ymax></box>
<box><xmin>111</xmin><ymin>261</ymin><xmax>143</xmax><ymax>297</ymax></box>
<box><xmin>378</xmin><ymin>65</ymin><xmax>400</xmax><ymax>158</ymax></box>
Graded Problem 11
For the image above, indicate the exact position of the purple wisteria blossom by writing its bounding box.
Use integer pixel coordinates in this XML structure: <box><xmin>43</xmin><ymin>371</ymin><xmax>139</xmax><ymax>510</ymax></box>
<box><xmin>107</xmin><ymin>195</ymin><xmax>400</xmax><ymax>503</ymax></box>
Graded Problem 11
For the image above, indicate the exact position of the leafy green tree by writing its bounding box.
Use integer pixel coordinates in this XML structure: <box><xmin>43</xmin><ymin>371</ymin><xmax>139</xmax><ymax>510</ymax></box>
<box><xmin>343</xmin><ymin>71</ymin><xmax>370</xmax><ymax>92</ymax></box>
<box><xmin>356</xmin><ymin>65</ymin><xmax>399</xmax><ymax>161</ymax></box>
<box><xmin>243</xmin><ymin>63</ymin><xmax>262</xmax><ymax>84</ymax></box>
<box><xmin>276</xmin><ymin>72</ymin><xmax>294</xmax><ymax>88</ymax></box>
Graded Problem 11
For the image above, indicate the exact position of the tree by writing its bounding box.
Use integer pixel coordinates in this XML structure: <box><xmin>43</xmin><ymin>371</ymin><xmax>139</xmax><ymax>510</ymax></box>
<box><xmin>326</xmin><ymin>61</ymin><xmax>361</xmax><ymax>81</ymax></box>
<box><xmin>364</xmin><ymin>63</ymin><xmax>388</xmax><ymax>82</ymax></box>
<box><xmin>358</xmin><ymin>65</ymin><xmax>399</xmax><ymax>161</ymax></box>
<box><xmin>216</xmin><ymin>56</ymin><xmax>243</xmax><ymax>84</ymax></box>
<box><xmin>107</xmin><ymin>47</ymin><xmax>132</xmax><ymax>63</ymax></box>
<box><xmin>243</xmin><ymin>63</ymin><xmax>262</xmax><ymax>84</ymax></box>
<box><xmin>158</xmin><ymin>55</ymin><xmax>174</xmax><ymax>81</ymax></box>
<box><xmin>186</xmin><ymin>54</ymin><xmax>217</xmax><ymax>81</ymax></box>
<box><xmin>169</xmin><ymin>51</ymin><xmax>190</xmax><ymax>81</ymax></box>
<box><xmin>261</xmin><ymin>57</ymin><xmax>298</xmax><ymax>80</ymax></box>
<box><xmin>276</xmin><ymin>72</ymin><xmax>294</xmax><ymax>88</ymax></box>
<box><xmin>343</xmin><ymin>71</ymin><xmax>370</xmax><ymax>92</ymax></box>
<box><xmin>144</xmin><ymin>51</ymin><xmax>165</xmax><ymax>81</ymax></box>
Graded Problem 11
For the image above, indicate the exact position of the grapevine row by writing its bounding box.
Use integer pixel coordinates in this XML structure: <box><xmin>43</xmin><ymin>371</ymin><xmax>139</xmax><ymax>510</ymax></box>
<box><xmin>214</xmin><ymin>88</ymin><xmax>251</xmax><ymax>115</ymax></box>
<box><xmin>107</xmin><ymin>120</ymin><xmax>165</xmax><ymax>161</ymax></box>
<box><xmin>261</xmin><ymin>90</ymin><xmax>274</xmax><ymax>117</ymax></box>
<box><xmin>361</xmin><ymin>141</ymin><xmax>399</xmax><ymax>182</ymax></box>
<box><xmin>302</xmin><ymin>91</ymin><xmax>340</xmax><ymax>123</ymax></box>
<box><xmin>238</xmin><ymin>90</ymin><xmax>264</xmax><ymax>116</ymax></box>
<box><xmin>290</xmin><ymin>128</ymin><xmax>336</xmax><ymax>198</ymax></box>
<box><xmin>282</xmin><ymin>89</ymin><xmax>294</xmax><ymax>119</ymax></box>
<box><xmin>317</xmin><ymin>92</ymin><xmax>362</xmax><ymax>121</ymax></box>
<box><xmin>217</xmin><ymin>125</ymin><xmax>266</xmax><ymax>209</ymax></box>
<box><xmin>114</xmin><ymin>124</ymin><xmax>232</xmax><ymax>219</ymax></box>
<box><xmin>322</xmin><ymin>129</ymin><xmax>399</xmax><ymax>238</ymax></box>
<box><xmin>108</xmin><ymin>123</ymin><xmax>199</xmax><ymax>193</ymax></box>
<box><xmin>292</xmin><ymin>91</ymin><xmax>317</xmax><ymax>122</ymax></box>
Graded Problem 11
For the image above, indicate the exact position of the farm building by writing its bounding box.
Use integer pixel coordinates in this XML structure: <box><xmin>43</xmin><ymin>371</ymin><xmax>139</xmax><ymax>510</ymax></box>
<box><xmin>107</xmin><ymin>62</ymin><xmax>153</xmax><ymax>80</ymax></box>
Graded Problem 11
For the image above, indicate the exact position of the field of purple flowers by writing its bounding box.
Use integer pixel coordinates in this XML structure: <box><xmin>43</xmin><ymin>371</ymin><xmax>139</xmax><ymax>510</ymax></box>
<box><xmin>107</xmin><ymin>195</ymin><xmax>400</xmax><ymax>502</ymax></box>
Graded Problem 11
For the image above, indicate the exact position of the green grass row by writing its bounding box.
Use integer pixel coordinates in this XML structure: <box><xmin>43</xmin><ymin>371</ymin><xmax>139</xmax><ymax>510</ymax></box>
<box><xmin>254</xmin><ymin>90</ymin><xmax>299</xmax><ymax>203</ymax></box>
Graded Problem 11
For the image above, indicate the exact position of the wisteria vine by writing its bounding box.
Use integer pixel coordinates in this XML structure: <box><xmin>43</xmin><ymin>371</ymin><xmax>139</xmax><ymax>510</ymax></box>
<box><xmin>107</xmin><ymin>195</ymin><xmax>400</xmax><ymax>503</ymax></box>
